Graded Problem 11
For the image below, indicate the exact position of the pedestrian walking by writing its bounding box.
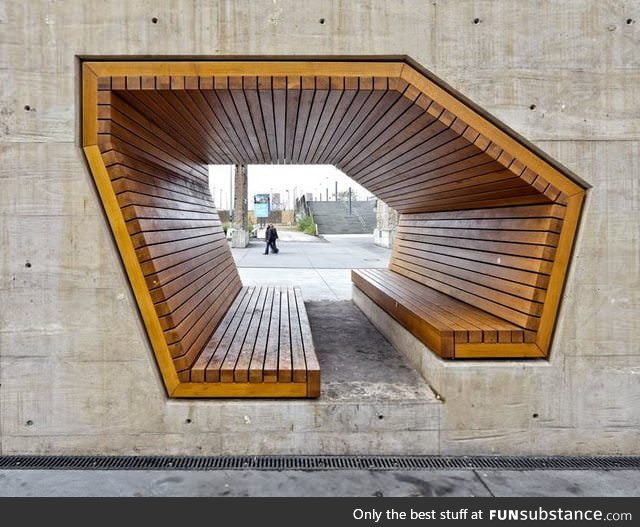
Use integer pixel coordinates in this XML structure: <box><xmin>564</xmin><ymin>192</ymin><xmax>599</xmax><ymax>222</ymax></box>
<box><xmin>264</xmin><ymin>223</ymin><xmax>279</xmax><ymax>254</ymax></box>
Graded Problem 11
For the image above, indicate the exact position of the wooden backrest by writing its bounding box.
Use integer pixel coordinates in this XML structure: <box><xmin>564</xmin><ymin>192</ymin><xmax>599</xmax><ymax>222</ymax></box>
<box><xmin>98</xmin><ymin>91</ymin><xmax>242</xmax><ymax>379</ymax></box>
<box><xmin>389</xmin><ymin>204</ymin><xmax>566</xmax><ymax>331</ymax></box>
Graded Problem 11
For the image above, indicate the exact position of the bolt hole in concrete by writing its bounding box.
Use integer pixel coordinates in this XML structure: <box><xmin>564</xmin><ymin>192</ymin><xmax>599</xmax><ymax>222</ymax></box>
<box><xmin>530</xmin><ymin>104</ymin><xmax>537</xmax><ymax>110</ymax></box>
<box><xmin>627</xmin><ymin>18</ymin><xmax>634</xmax><ymax>24</ymax></box>
<box><xmin>151</xmin><ymin>17</ymin><xmax>158</xmax><ymax>24</ymax></box>
<box><xmin>24</xmin><ymin>105</ymin><xmax>31</xmax><ymax>111</ymax></box>
<box><xmin>473</xmin><ymin>17</ymin><xmax>480</xmax><ymax>24</ymax></box>
<box><xmin>378</xmin><ymin>415</ymin><xmax>384</xmax><ymax>420</ymax></box>
<box><xmin>26</xmin><ymin>420</ymin><xmax>33</xmax><ymax>426</ymax></box>
<box><xmin>25</xmin><ymin>261</ymin><xmax>31</xmax><ymax>268</ymax></box>
<box><xmin>532</xmin><ymin>413</ymin><xmax>539</xmax><ymax>419</ymax></box>
<box><xmin>184</xmin><ymin>418</ymin><xmax>192</xmax><ymax>424</ymax></box>
<box><xmin>319</xmin><ymin>17</ymin><xmax>325</xmax><ymax>24</ymax></box>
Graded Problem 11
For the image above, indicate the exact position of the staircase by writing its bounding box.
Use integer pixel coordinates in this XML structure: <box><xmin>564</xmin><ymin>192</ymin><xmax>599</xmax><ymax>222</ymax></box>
<box><xmin>308</xmin><ymin>200</ymin><xmax>377</xmax><ymax>234</ymax></box>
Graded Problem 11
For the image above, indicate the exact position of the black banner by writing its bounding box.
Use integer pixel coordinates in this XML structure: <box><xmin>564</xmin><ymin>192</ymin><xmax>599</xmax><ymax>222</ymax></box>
<box><xmin>1</xmin><ymin>497</ymin><xmax>637</xmax><ymax>526</ymax></box>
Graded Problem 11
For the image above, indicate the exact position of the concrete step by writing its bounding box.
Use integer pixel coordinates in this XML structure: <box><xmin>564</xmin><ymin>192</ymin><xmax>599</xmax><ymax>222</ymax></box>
<box><xmin>309</xmin><ymin>201</ymin><xmax>378</xmax><ymax>234</ymax></box>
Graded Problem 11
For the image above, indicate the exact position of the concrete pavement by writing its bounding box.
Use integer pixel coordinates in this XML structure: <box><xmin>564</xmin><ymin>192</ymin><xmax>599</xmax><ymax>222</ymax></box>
<box><xmin>1</xmin><ymin>468</ymin><xmax>638</xmax><ymax>497</ymax></box>
<box><xmin>233</xmin><ymin>232</ymin><xmax>390</xmax><ymax>301</ymax></box>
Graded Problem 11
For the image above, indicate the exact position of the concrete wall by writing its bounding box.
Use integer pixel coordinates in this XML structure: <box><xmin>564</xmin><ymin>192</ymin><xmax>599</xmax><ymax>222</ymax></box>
<box><xmin>1</xmin><ymin>0</ymin><xmax>638</xmax><ymax>454</ymax></box>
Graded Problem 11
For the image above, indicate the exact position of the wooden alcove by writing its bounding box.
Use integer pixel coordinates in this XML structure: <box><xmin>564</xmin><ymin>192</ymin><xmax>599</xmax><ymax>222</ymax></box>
<box><xmin>81</xmin><ymin>57</ymin><xmax>588</xmax><ymax>398</ymax></box>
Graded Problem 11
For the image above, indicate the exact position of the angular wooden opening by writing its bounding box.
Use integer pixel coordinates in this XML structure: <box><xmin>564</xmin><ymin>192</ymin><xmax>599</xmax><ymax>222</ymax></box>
<box><xmin>81</xmin><ymin>57</ymin><xmax>588</xmax><ymax>398</ymax></box>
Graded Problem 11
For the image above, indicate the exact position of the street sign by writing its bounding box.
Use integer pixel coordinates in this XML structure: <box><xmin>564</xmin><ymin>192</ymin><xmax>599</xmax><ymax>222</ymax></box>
<box><xmin>254</xmin><ymin>193</ymin><xmax>270</xmax><ymax>218</ymax></box>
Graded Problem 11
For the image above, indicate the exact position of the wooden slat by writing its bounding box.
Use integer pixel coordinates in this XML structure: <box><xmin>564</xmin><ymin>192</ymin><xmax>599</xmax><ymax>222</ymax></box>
<box><xmin>534</xmin><ymin>193</ymin><xmax>585</xmax><ymax>356</ymax></box>
<box><xmin>82</xmin><ymin>65</ymin><xmax>98</xmax><ymax>146</ymax></box>
<box><xmin>294</xmin><ymin>288</ymin><xmax>320</xmax><ymax>397</ymax></box>
<box><xmin>248</xmin><ymin>287</ymin><xmax>276</xmax><ymax>383</ymax></box>
<box><xmin>455</xmin><ymin>343</ymin><xmax>544</xmax><ymax>358</ymax></box>
<box><xmin>284</xmin><ymin>76</ymin><xmax>301</xmax><ymax>162</ymax></box>
<box><xmin>232</xmin><ymin>287</ymin><xmax>270</xmax><ymax>382</ymax></box>
<box><xmin>262</xmin><ymin>288</ymin><xmax>282</xmax><ymax>382</ymax></box>
<box><xmin>242</xmin><ymin>77</ymin><xmax>272</xmax><ymax>162</ymax></box>
<box><xmin>352</xmin><ymin>270</ymin><xmax>454</xmax><ymax>357</ymax></box>
<box><xmin>204</xmin><ymin>286</ymin><xmax>259</xmax><ymax>382</ymax></box>
<box><xmin>277</xmin><ymin>288</ymin><xmax>293</xmax><ymax>382</ymax></box>
<box><xmin>304</xmin><ymin>77</ymin><xmax>344</xmax><ymax>163</ymax></box>
<box><xmin>189</xmin><ymin>287</ymin><xmax>250</xmax><ymax>382</ymax></box>
<box><xmin>288</xmin><ymin>288</ymin><xmax>308</xmax><ymax>383</ymax></box>
<box><xmin>290</xmin><ymin>77</ymin><xmax>315</xmax><ymax>163</ymax></box>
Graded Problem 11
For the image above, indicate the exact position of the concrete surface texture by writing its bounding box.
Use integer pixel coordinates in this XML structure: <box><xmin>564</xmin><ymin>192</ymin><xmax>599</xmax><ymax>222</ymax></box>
<box><xmin>1</xmin><ymin>469</ymin><xmax>639</xmax><ymax>497</ymax></box>
<box><xmin>236</xmin><ymin>233</ymin><xmax>390</xmax><ymax>299</ymax></box>
<box><xmin>232</xmin><ymin>232</ymin><xmax>391</xmax><ymax>269</ymax></box>
<box><xmin>1</xmin><ymin>1</ymin><xmax>639</xmax><ymax>455</ymax></box>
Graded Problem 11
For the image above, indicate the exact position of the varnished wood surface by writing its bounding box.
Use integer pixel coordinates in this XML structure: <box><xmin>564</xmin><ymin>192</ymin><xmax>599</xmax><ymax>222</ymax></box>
<box><xmin>85</xmin><ymin>65</ymin><xmax>579</xmax><ymax>214</ymax></box>
<box><xmin>390</xmin><ymin>204</ymin><xmax>566</xmax><ymax>332</ymax></box>
<box><xmin>189</xmin><ymin>286</ymin><xmax>320</xmax><ymax>397</ymax></box>
<box><xmin>97</xmin><ymin>87</ymin><xmax>245</xmax><ymax>384</ymax></box>
<box><xmin>82</xmin><ymin>59</ymin><xmax>587</xmax><ymax>373</ymax></box>
<box><xmin>353</xmin><ymin>269</ymin><xmax>539</xmax><ymax>358</ymax></box>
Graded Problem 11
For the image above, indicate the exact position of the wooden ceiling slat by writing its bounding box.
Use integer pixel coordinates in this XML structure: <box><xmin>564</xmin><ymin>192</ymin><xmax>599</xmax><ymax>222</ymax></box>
<box><xmin>150</xmin><ymin>90</ymin><xmax>230</xmax><ymax>164</ymax></box>
<box><xmin>242</xmin><ymin>77</ymin><xmax>272</xmax><ymax>163</ymax></box>
<box><xmin>183</xmin><ymin>89</ymin><xmax>244</xmax><ymax>162</ymax></box>
<box><xmin>291</xmin><ymin>77</ymin><xmax>317</xmax><ymax>163</ymax></box>
<box><xmin>303</xmin><ymin>77</ymin><xmax>344</xmax><ymax>164</ymax></box>
<box><xmin>325</xmin><ymin>85</ymin><xmax>390</xmax><ymax>165</ymax></box>
<box><xmin>172</xmin><ymin>90</ymin><xmax>240</xmax><ymax>163</ymax></box>
<box><xmin>115</xmin><ymin>91</ymin><xmax>215</xmax><ymax>164</ymax></box>
<box><xmin>299</xmin><ymin>76</ymin><xmax>331</xmax><ymax>165</ymax></box>
<box><xmin>309</xmin><ymin>78</ymin><xmax>358</xmax><ymax>164</ymax></box>
<box><xmin>345</xmin><ymin>109</ymin><xmax>439</xmax><ymax>178</ymax></box>
<box><xmin>229</xmin><ymin>79</ymin><xmax>267</xmax><ymax>164</ymax></box>
<box><xmin>201</xmin><ymin>88</ymin><xmax>254</xmax><ymax>162</ymax></box>
<box><xmin>340</xmin><ymin>93</ymin><xmax>427</xmax><ymax>174</ymax></box>
<box><xmin>257</xmin><ymin>76</ymin><xmax>278</xmax><ymax>163</ymax></box>
<box><xmin>272</xmin><ymin>76</ymin><xmax>287</xmax><ymax>162</ymax></box>
<box><xmin>334</xmin><ymin>84</ymin><xmax>414</xmax><ymax>169</ymax></box>
<box><xmin>284</xmin><ymin>76</ymin><xmax>301</xmax><ymax>163</ymax></box>
<box><xmin>100</xmin><ymin>71</ymin><xmax>574</xmax><ymax>212</ymax></box>
<box><xmin>317</xmin><ymin>80</ymin><xmax>375</xmax><ymax>166</ymax></box>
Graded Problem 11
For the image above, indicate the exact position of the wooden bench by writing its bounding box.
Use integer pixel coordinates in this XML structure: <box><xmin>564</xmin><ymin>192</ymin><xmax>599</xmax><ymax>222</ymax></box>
<box><xmin>353</xmin><ymin>204</ymin><xmax>566</xmax><ymax>359</ymax></box>
<box><xmin>188</xmin><ymin>286</ymin><xmax>320</xmax><ymax>396</ymax></box>
<box><xmin>95</xmin><ymin>88</ymin><xmax>320</xmax><ymax>397</ymax></box>
<box><xmin>353</xmin><ymin>269</ymin><xmax>534</xmax><ymax>358</ymax></box>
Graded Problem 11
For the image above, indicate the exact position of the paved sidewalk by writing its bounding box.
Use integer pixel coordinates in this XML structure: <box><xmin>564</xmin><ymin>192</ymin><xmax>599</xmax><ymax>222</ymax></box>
<box><xmin>232</xmin><ymin>233</ymin><xmax>391</xmax><ymax>269</ymax></box>
<box><xmin>0</xmin><ymin>468</ymin><xmax>637</xmax><ymax>497</ymax></box>
<box><xmin>233</xmin><ymin>233</ymin><xmax>391</xmax><ymax>300</ymax></box>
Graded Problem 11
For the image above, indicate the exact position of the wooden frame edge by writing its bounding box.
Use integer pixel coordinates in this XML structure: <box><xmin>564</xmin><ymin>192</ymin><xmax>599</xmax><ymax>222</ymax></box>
<box><xmin>172</xmin><ymin>382</ymin><xmax>311</xmax><ymax>398</ymax></box>
<box><xmin>83</xmin><ymin>60</ymin><xmax>405</xmax><ymax>78</ymax></box>
<box><xmin>535</xmin><ymin>191</ymin><xmax>586</xmax><ymax>356</ymax></box>
<box><xmin>83</xmin><ymin>145</ymin><xmax>180</xmax><ymax>394</ymax></box>
<box><xmin>82</xmin><ymin>64</ymin><xmax>98</xmax><ymax>146</ymax></box>
<box><xmin>454</xmin><ymin>343</ymin><xmax>545</xmax><ymax>358</ymax></box>
<box><xmin>400</xmin><ymin>65</ymin><xmax>584</xmax><ymax>198</ymax></box>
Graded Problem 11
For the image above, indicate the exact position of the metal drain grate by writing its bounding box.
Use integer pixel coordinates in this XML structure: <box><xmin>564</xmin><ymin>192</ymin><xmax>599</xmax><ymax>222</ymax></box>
<box><xmin>0</xmin><ymin>455</ymin><xmax>638</xmax><ymax>471</ymax></box>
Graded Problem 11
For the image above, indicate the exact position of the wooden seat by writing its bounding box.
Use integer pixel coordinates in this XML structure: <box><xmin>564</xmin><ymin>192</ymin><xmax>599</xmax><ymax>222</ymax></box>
<box><xmin>352</xmin><ymin>204</ymin><xmax>565</xmax><ymax>359</ymax></box>
<box><xmin>93</xmin><ymin>88</ymin><xmax>320</xmax><ymax>397</ymax></box>
<box><xmin>185</xmin><ymin>286</ymin><xmax>320</xmax><ymax>397</ymax></box>
<box><xmin>353</xmin><ymin>269</ymin><xmax>539</xmax><ymax>358</ymax></box>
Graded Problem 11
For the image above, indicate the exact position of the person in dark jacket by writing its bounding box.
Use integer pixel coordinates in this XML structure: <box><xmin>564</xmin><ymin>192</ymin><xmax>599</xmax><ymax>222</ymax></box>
<box><xmin>264</xmin><ymin>224</ymin><xmax>279</xmax><ymax>255</ymax></box>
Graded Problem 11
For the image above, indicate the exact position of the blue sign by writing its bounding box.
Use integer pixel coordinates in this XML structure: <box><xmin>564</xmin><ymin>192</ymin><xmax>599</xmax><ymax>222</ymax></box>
<box><xmin>254</xmin><ymin>194</ymin><xmax>270</xmax><ymax>218</ymax></box>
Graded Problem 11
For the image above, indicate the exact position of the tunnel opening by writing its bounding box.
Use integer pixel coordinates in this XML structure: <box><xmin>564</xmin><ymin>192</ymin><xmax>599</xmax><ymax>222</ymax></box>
<box><xmin>82</xmin><ymin>57</ymin><xmax>588</xmax><ymax>398</ymax></box>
